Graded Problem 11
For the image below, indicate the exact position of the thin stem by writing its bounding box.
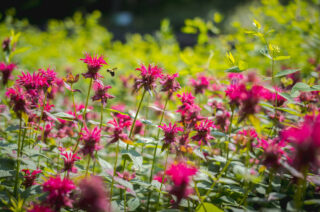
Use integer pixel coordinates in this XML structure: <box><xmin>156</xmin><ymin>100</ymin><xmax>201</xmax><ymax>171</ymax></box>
<box><xmin>92</xmin><ymin>103</ymin><xmax>104</xmax><ymax>174</ymax></box>
<box><xmin>85</xmin><ymin>155</ymin><xmax>91</xmax><ymax>177</ymax></box>
<box><xmin>122</xmin><ymin>89</ymin><xmax>147</xmax><ymax>171</ymax></box>
<box><xmin>73</xmin><ymin>78</ymin><xmax>93</xmax><ymax>153</ymax></box>
<box><xmin>14</xmin><ymin>118</ymin><xmax>22</xmax><ymax>198</ymax></box>
<box><xmin>110</xmin><ymin>140</ymin><xmax>120</xmax><ymax>198</ymax></box>
<box><xmin>226</xmin><ymin>107</ymin><xmax>234</xmax><ymax>160</ymax></box>
<box><xmin>267</xmin><ymin>169</ymin><xmax>275</xmax><ymax>195</ymax></box>
<box><xmin>194</xmin><ymin>179</ymin><xmax>207</xmax><ymax>212</ymax></box>
<box><xmin>155</xmin><ymin>150</ymin><xmax>169</xmax><ymax>211</ymax></box>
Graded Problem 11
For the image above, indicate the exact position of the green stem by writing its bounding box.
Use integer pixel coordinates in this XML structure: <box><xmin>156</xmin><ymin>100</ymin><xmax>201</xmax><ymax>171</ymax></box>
<box><xmin>122</xmin><ymin>89</ymin><xmax>147</xmax><ymax>171</ymax></box>
<box><xmin>155</xmin><ymin>150</ymin><xmax>169</xmax><ymax>211</ymax></box>
<box><xmin>110</xmin><ymin>140</ymin><xmax>120</xmax><ymax>198</ymax></box>
<box><xmin>92</xmin><ymin>103</ymin><xmax>104</xmax><ymax>174</ymax></box>
<box><xmin>194</xmin><ymin>179</ymin><xmax>207</xmax><ymax>212</ymax></box>
<box><xmin>14</xmin><ymin>118</ymin><xmax>22</xmax><ymax>198</ymax></box>
<box><xmin>85</xmin><ymin>155</ymin><xmax>91</xmax><ymax>177</ymax></box>
<box><xmin>226</xmin><ymin>107</ymin><xmax>234</xmax><ymax>160</ymax></box>
<box><xmin>73</xmin><ymin>78</ymin><xmax>93</xmax><ymax>153</ymax></box>
<box><xmin>267</xmin><ymin>169</ymin><xmax>275</xmax><ymax>195</ymax></box>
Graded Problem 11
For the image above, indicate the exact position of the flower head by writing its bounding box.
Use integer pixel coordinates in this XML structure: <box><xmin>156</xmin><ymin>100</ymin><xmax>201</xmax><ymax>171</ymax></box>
<box><xmin>5</xmin><ymin>86</ymin><xmax>30</xmax><ymax>117</ymax></box>
<box><xmin>191</xmin><ymin>119</ymin><xmax>215</xmax><ymax>145</ymax></box>
<box><xmin>80</xmin><ymin>53</ymin><xmax>107</xmax><ymax>79</ymax></box>
<box><xmin>60</xmin><ymin>149</ymin><xmax>81</xmax><ymax>173</ymax></box>
<box><xmin>160</xmin><ymin>73</ymin><xmax>181</xmax><ymax>97</ymax></box>
<box><xmin>16</xmin><ymin>71</ymin><xmax>48</xmax><ymax>92</ymax></box>
<box><xmin>21</xmin><ymin>169</ymin><xmax>42</xmax><ymax>188</ymax></box>
<box><xmin>107</xmin><ymin>118</ymin><xmax>131</xmax><ymax>144</ymax></box>
<box><xmin>39</xmin><ymin>68</ymin><xmax>57</xmax><ymax>87</ymax></box>
<box><xmin>92</xmin><ymin>80</ymin><xmax>115</xmax><ymax>106</ymax></box>
<box><xmin>133</xmin><ymin>64</ymin><xmax>163</xmax><ymax>93</ymax></box>
<box><xmin>0</xmin><ymin>62</ymin><xmax>16</xmax><ymax>85</ymax></box>
<box><xmin>80</xmin><ymin>126</ymin><xmax>102</xmax><ymax>157</ymax></box>
<box><xmin>77</xmin><ymin>176</ymin><xmax>111</xmax><ymax>212</ymax></box>
<box><xmin>42</xmin><ymin>176</ymin><xmax>76</xmax><ymax>210</ymax></box>
<box><xmin>166</xmin><ymin>161</ymin><xmax>197</xmax><ymax>206</ymax></box>
<box><xmin>191</xmin><ymin>75</ymin><xmax>210</xmax><ymax>94</ymax></box>
<box><xmin>159</xmin><ymin>123</ymin><xmax>183</xmax><ymax>150</ymax></box>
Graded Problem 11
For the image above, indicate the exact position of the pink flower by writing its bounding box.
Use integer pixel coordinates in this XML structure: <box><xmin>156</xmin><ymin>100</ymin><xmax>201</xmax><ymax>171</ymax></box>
<box><xmin>153</xmin><ymin>171</ymin><xmax>168</xmax><ymax>183</ymax></box>
<box><xmin>39</xmin><ymin>68</ymin><xmax>57</xmax><ymax>87</ymax></box>
<box><xmin>281</xmin><ymin>114</ymin><xmax>320</xmax><ymax>170</ymax></box>
<box><xmin>5</xmin><ymin>86</ymin><xmax>30</xmax><ymax>117</ymax></box>
<box><xmin>21</xmin><ymin>169</ymin><xmax>42</xmax><ymax>188</ymax></box>
<box><xmin>227</xmin><ymin>73</ymin><xmax>244</xmax><ymax>85</ymax></box>
<box><xmin>80</xmin><ymin>53</ymin><xmax>107</xmax><ymax>79</ymax></box>
<box><xmin>117</xmin><ymin>171</ymin><xmax>136</xmax><ymax>181</ymax></box>
<box><xmin>92</xmin><ymin>80</ymin><xmax>114</xmax><ymax>106</ymax></box>
<box><xmin>80</xmin><ymin>126</ymin><xmax>102</xmax><ymax>157</ymax></box>
<box><xmin>176</xmin><ymin>92</ymin><xmax>196</xmax><ymax>115</ymax></box>
<box><xmin>27</xmin><ymin>204</ymin><xmax>53</xmax><ymax>212</ymax></box>
<box><xmin>77</xmin><ymin>176</ymin><xmax>111</xmax><ymax>212</ymax></box>
<box><xmin>60</xmin><ymin>149</ymin><xmax>81</xmax><ymax>173</ymax></box>
<box><xmin>259</xmin><ymin>87</ymin><xmax>286</xmax><ymax>106</ymax></box>
<box><xmin>260</xmin><ymin>138</ymin><xmax>287</xmax><ymax>169</ymax></box>
<box><xmin>16</xmin><ymin>71</ymin><xmax>48</xmax><ymax>91</ymax></box>
<box><xmin>107</xmin><ymin>118</ymin><xmax>131</xmax><ymax>144</ymax></box>
<box><xmin>42</xmin><ymin>176</ymin><xmax>76</xmax><ymax>210</ymax></box>
<box><xmin>166</xmin><ymin>161</ymin><xmax>197</xmax><ymax>205</ymax></box>
<box><xmin>160</xmin><ymin>73</ymin><xmax>181</xmax><ymax>97</ymax></box>
<box><xmin>191</xmin><ymin>119</ymin><xmax>215</xmax><ymax>145</ymax></box>
<box><xmin>159</xmin><ymin>123</ymin><xmax>183</xmax><ymax>149</ymax></box>
<box><xmin>133</xmin><ymin>64</ymin><xmax>163</xmax><ymax>92</ymax></box>
<box><xmin>0</xmin><ymin>62</ymin><xmax>16</xmax><ymax>85</ymax></box>
<box><xmin>191</xmin><ymin>75</ymin><xmax>210</xmax><ymax>94</ymax></box>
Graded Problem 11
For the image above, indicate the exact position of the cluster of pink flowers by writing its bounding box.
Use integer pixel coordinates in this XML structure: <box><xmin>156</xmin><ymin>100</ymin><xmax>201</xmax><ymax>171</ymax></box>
<box><xmin>60</xmin><ymin>148</ymin><xmax>81</xmax><ymax>173</ymax></box>
<box><xmin>0</xmin><ymin>62</ymin><xmax>16</xmax><ymax>85</ymax></box>
<box><xmin>92</xmin><ymin>80</ymin><xmax>114</xmax><ymax>106</ymax></box>
<box><xmin>160</xmin><ymin>73</ymin><xmax>181</xmax><ymax>97</ymax></box>
<box><xmin>80</xmin><ymin>53</ymin><xmax>107</xmax><ymax>79</ymax></box>
<box><xmin>133</xmin><ymin>64</ymin><xmax>163</xmax><ymax>93</ymax></box>
<box><xmin>80</xmin><ymin>126</ymin><xmax>102</xmax><ymax>157</ymax></box>
<box><xmin>191</xmin><ymin>75</ymin><xmax>210</xmax><ymax>94</ymax></box>
<box><xmin>21</xmin><ymin>169</ymin><xmax>42</xmax><ymax>188</ymax></box>
<box><xmin>159</xmin><ymin>122</ymin><xmax>183</xmax><ymax>150</ymax></box>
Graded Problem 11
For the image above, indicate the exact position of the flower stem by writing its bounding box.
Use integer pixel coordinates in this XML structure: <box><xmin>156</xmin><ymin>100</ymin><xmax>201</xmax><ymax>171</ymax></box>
<box><xmin>92</xmin><ymin>103</ymin><xmax>104</xmax><ymax>174</ymax></box>
<box><xmin>226</xmin><ymin>107</ymin><xmax>234</xmax><ymax>160</ymax></box>
<box><xmin>155</xmin><ymin>150</ymin><xmax>169</xmax><ymax>211</ymax></box>
<box><xmin>122</xmin><ymin>89</ymin><xmax>146</xmax><ymax>171</ymax></box>
<box><xmin>73</xmin><ymin>78</ymin><xmax>93</xmax><ymax>153</ymax></box>
<box><xmin>110</xmin><ymin>140</ymin><xmax>120</xmax><ymax>198</ymax></box>
<box><xmin>14</xmin><ymin>118</ymin><xmax>22</xmax><ymax>198</ymax></box>
<box><xmin>85</xmin><ymin>155</ymin><xmax>91</xmax><ymax>177</ymax></box>
<box><xmin>147</xmin><ymin>97</ymin><xmax>169</xmax><ymax>211</ymax></box>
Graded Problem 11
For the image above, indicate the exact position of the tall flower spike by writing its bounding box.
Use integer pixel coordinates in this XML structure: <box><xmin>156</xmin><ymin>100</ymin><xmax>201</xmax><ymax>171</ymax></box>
<box><xmin>80</xmin><ymin>126</ymin><xmax>102</xmax><ymax>157</ymax></box>
<box><xmin>80</xmin><ymin>53</ymin><xmax>107</xmax><ymax>80</ymax></box>
<box><xmin>133</xmin><ymin>64</ymin><xmax>163</xmax><ymax>93</ymax></box>
<box><xmin>92</xmin><ymin>80</ymin><xmax>115</xmax><ymax>106</ymax></box>
<box><xmin>0</xmin><ymin>62</ymin><xmax>16</xmax><ymax>85</ymax></box>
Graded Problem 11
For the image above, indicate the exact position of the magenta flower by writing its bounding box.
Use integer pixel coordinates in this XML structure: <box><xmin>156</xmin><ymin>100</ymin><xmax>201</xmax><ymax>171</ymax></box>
<box><xmin>80</xmin><ymin>53</ymin><xmax>107</xmax><ymax>79</ymax></box>
<box><xmin>5</xmin><ymin>86</ymin><xmax>30</xmax><ymax>117</ymax></box>
<box><xmin>176</xmin><ymin>92</ymin><xmax>196</xmax><ymax>115</ymax></box>
<box><xmin>16</xmin><ymin>71</ymin><xmax>48</xmax><ymax>92</ymax></box>
<box><xmin>260</xmin><ymin>138</ymin><xmax>287</xmax><ymax>169</ymax></box>
<box><xmin>92</xmin><ymin>80</ymin><xmax>114</xmax><ymax>106</ymax></box>
<box><xmin>39</xmin><ymin>68</ymin><xmax>57</xmax><ymax>88</ymax></box>
<box><xmin>27</xmin><ymin>204</ymin><xmax>54</xmax><ymax>212</ymax></box>
<box><xmin>133</xmin><ymin>64</ymin><xmax>163</xmax><ymax>93</ymax></box>
<box><xmin>0</xmin><ymin>62</ymin><xmax>16</xmax><ymax>85</ymax></box>
<box><xmin>21</xmin><ymin>169</ymin><xmax>42</xmax><ymax>188</ymax></box>
<box><xmin>60</xmin><ymin>149</ymin><xmax>81</xmax><ymax>173</ymax></box>
<box><xmin>191</xmin><ymin>119</ymin><xmax>215</xmax><ymax>145</ymax></box>
<box><xmin>259</xmin><ymin>86</ymin><xmax>286</xmax><ymax>106</ymax></box>
<box><xmin>166</xmin><ymin>161</ymin><xmax>197</xmax><ymax>206</ymax></box>
<box><xmin>153</xmin><ymin>171</ymin><xmax>168</xmax><ymax>183</ymax></box>
<box><xmin>160</xmin><ymin>73</ymin><xmax>181</xmax><ymax>97</ymax></box>
<box><xmin>117</xmin><ymin>171</ymin><xmax>136</xmax><ymax>181</ymax></box>
<box><xmin>42</xmin><ymin>176</ymin><xmax>76</xmax><ymax>210</ymax></box>
<box><xmin>159</xmin><ymin>123</ymin><xmax>183</xmax><ymax>150</ymax></box>
<box><xmin>80</xmin><ymin>126</ymin><xmax>102</xmax><ymax>157</ymax></box>
<box><xmin>281</xmin><ymin>114</ymin><xmax>320</xmax><ymax>170</ymax></box>
<box><xmin>107</xmin><ymin>118</ymin><xmax>131</xmax><ymax>144</ymax></box>
<box><xmin>77</xmin><ymin>176</ymin><xmax>111</xmax><ymax>212</ymax></box>
<box><xmin>191</xmin><ymin>75</ymin><xmax>210</xmax><ymax>94</ymax></box>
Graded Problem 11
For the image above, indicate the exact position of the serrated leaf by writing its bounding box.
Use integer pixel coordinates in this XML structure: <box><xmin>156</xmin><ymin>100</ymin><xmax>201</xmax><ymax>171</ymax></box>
<box><xmin>121</xmin><ymin>149</ymin><xmax>143</xmax><ymax>170</ymax></box>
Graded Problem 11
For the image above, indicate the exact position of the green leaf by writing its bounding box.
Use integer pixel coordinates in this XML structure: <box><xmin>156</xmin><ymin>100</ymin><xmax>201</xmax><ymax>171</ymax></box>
<box><xmin>98</xmin><ymin>158</ymin><xmax>113</xmax><ymax>170</ymax></box>
<box><xmin>225</xmin><ymin>66</ymin><xmax>242</xmax><ymax>73</ymax></box>
<box><xmin>275</xmin><ymin>69</ymin><xmax>300</xmax><ymax>78</ymax></box>
<box><xmin>53</xmin><ymin>112</ymin><xmax>75</xmax><ymax>121</ymax></box>
<box><xmin>291</xmin><ymin>82</ymin><xmax>311</xmax><ymax>97</ymax></box>
<box><xmin>121</xmin><ymin>149</ymin><xmax>143</xmax><ymax>170</ymax></box>
<box><xmin>105</xmin><ymin>108</ymin><xmax>130</xmax><ymax>116</ymax></box>
<box><xmin>196</xmin><ymin>202</ymin><xmax>223</xmax><ymax>212</ymax></box>
<box><xmin>127</xmin><ymin>197</ymin><xmax>140</xmax><ymax>211</ymax></box>
<box><xmin>0</xmin><ymin>170</ymin><xmax>13</xmax><ymax>178</ymax></box>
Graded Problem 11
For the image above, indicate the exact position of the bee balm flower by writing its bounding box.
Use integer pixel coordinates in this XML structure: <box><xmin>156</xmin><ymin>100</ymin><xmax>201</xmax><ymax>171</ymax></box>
<box><xmin>133</xmin><ymin>64</ymin><xmax>163</xmax><ymax>93</ymax></box>
<box><xmin>0</xmin><ymin>62</ymin><xmax>16</xmax><ymax>85</ymax></box>
<box><xmin>80</xmin><ymin>53</ymin><xmax>107</xmax><ymax>79</ymax></box>
<box><xmin>80</xmin><ymin>126</ymin><xmax>102</xmax><ymax>157</ymax></box>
